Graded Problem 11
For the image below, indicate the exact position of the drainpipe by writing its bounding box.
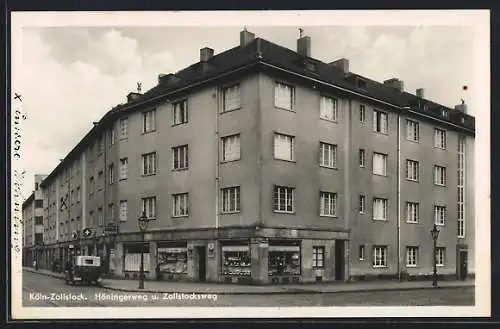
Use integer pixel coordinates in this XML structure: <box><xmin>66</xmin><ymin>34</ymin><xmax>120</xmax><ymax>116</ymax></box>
<box><xmin>344</xmin><ymin>98</ymin><xmax>352</xmax><ymax>280</ymax></box>
<box><xmin>396</xmin><ymin>113</ymin><xmax>401</xmax><ymax>281</ymax></box>
<box><xmin>215</xmin><ymin>87</ymin><xmax>220</xmax><ymax>234</ymax></box>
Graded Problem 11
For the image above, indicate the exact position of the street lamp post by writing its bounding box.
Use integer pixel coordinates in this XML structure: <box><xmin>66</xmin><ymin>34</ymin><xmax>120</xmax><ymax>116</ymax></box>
<box><xmin>430</xmin><ymin>224</ymin><xmax>440</xmax><ymax>287</ymax></box>
<box><xmin>137</xmin><ymin>211</ymin><xmax>149</xmax><ymax>290</ymax></box>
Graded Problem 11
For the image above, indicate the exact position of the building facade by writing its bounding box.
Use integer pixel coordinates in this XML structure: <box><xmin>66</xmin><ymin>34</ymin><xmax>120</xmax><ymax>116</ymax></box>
<box><xmin>25</xmin><ymin>29</ymin><xmax>475</xmax><ymax>284</ymax></box>
<box><xmin>22</xmin><ymin>174</ymin><xmax>47</xmax><ymax>266</ymax></box>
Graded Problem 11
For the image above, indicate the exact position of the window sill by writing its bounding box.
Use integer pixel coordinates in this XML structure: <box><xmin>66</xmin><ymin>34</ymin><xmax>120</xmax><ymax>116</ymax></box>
<box><xmin>320</xmin><ymin>214</ymin><xmax>338</xmax><ymax>218</ymax></box>
<box><xmin>120</xmin><ymin>138</ymin><xmax>128</xmax><ymax>142</ymax></box>
<box><xmin>406</xmin><ymin>138</ymin><xmax>420</xmax><ymax>143</ymax></box>
<box><xmin>405</xmin><ymin>264</ymin><xmax>418</xmax><ymax>268</ymax></box>
<box><xmin>434</xmin><ymin>183</ymin><xmax>447</xmax><ymax>187</ymax></box>
<box><xmin>434</xmin><ymin>146</ymin><xmax>447</xmax><ymax>150</ymax></box>
<box><xmin>274</xmin><ymin>106</ymin><xmax>295</xmax><ymax>112</ymax></box>
<box><xmin>373</xmin><ymin>131</ymin><xmax>389</xmax><ymax>136</ymax></box>
<box><xmin>435</xmin><ymin>223</ymin><xmax>445</xmax><ymax>227</ymax></box>
<box><xmin>273</xmin><ymin>157</ymin><xmax>296</xmax><ymax>163</ymax></box>
<box><xmin>359</xmin><ymin>165</ymin><xmax>366</xmax><ymax>168</ymax></box>
<box><xmin>220</xmin><ymin>107</ymin><xmax>242</xmax><ymax>114</ymax></box>
<box><xmin>119</xmin><ymin>178</ymin><xmax>128</xmax><ymax>181</ymax></box>
<box><xmin>319</xmin><ymin>165</ymin><xmax>338</xmax><ymax>170</ymax></box>
<box><xmin>406</xmin><ymin>178</ymin><xmax>419</xmax><ymax>183</ymax></box>
<box><xmin>221</xmin><ymin>211</ymin><xmax>241</xmax><ymax>215</ymax></box>
<box><xmin>437</xmin><ymin>264</ymin><xmax>445</xmax><ymax>267</ymax></box>
<box><xmin>372</xmin><ymin>265</ymin><xmax>388</xmax><ymax>269</ymax></box>
<box><xmin>141</xmin><ymin>130</ymin><xmax>157</xmax><ymax>135</ymax></box>
<box><xmin>220</xmin><ymin>158</ymin><xmax>241</xmax><ymax>164</ymax></box>
<box><xmin>372</xmin><ymin>218</ymin><xmax>387</xmax><ymax>221</ymax></box>
<box><xmin>406</xmin><ymin>220</ymin><xmax>419</xmax><ymax>224</ymax></box>
<box><xmin>273</xmin><ymin>211</ymin><xmax>296</xmax><ymax>215</ymax></box>
<box><xmin>373</xmin><ymin>173</ymin><xmax>388</xmax><ymax>177</ymax></box>
<box><xmin>172</xmin><ymin>168</ymin><xmax>189</xmax><ymax>172</ymax></box>
<box><xmin>172</xmin><ymin>215</ymin><xmax>189</xmax><ymax>218</ymax></box>
<box><xmin>319</xmin><ymin>117</ymin><xmax>338</xmax><ymax>124</ymax></box>
<box><xmin>171</xmin><ymin>122</ymin><xmax>188</xmax><ymax>127</ymax></box>
<box><xmin>142</xmin><ymin>173</ymin><xmax>157</xmax><ymax>177</ymax></box>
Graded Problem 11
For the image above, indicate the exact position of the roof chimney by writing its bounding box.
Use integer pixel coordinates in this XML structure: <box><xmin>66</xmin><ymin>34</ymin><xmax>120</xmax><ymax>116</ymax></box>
<box><xmin>416</xmin><ymin>88</ymin><xmax>424</xmax><ymax>98</ymax></box>
<box><xmin>329</xmin><ymin>58</ymin><xmax>349</xmax><ymax>74</ymax></box>
<box><xmin>383</xmin><ymin>78</ymin><xmax>404</xmax><ymax>92</ymax></box>
<box><xmin>158</xmin><ymin>73</ymin><xmax>180</xmax><ymax>85</ymax></box>
<box><xmin>200</xmin><ymin>47</ymin><xmax>214</xmax><ymax>62</ymax></box>
<box><xmin>240</xmin><ymin>28</ymin><xmax>255</xmax><ymax>47</ymax></box>
<box><xmin>127</xmin><ymin>92</ymin><xmax>141</xmax><ymax>103</ymax></box>
<box><xmin>297</xmin><ymin>35</ymin><xmax>311</xmax><ymax>57</ymax></box>
<box><xmin>455</xmin><ymin>101</ymin><xmax>468</xmax><ymax>113</ymax></box>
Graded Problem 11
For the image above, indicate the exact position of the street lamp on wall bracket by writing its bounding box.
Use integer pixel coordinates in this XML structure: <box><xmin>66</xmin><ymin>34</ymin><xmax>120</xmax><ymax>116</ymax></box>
<box><xmin>430</xmin><ymin>223</ymin><xmax>441</xmax><ymax>287</ymax></box>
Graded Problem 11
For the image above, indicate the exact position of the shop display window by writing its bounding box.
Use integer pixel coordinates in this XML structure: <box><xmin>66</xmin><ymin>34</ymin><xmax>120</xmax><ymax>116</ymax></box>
<box><xmin>268</xmin><ymin>246</ymin><xmax>301</xmax><ymax>276</ymax></box>
<box><xmin>222</xmin><ymin>246</ymin><xmax>251</xmax><ymax>276</ymax></box>
<box><xmin>157</xmin><ymin>247</ymin><xmax>187</xmax><ymax>274</ymax></box>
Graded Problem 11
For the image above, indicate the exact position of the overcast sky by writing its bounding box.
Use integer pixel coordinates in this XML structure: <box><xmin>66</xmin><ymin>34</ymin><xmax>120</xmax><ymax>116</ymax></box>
<box><xmin>19</xmin><ymin>23</ymin><xmax>476</xmax><ymax>199</ymax></box>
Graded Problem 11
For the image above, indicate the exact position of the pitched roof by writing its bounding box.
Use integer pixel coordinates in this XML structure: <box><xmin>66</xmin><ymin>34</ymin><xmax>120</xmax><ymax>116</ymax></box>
<box><xmin>40</xmin><ymin>35</ymin><xmax>475</xmax><ymax>187</ymax></box>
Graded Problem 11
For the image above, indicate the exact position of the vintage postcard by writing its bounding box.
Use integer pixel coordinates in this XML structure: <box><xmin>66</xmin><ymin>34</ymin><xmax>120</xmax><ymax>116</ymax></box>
<box><xmin>10</xmin><ymin>10</ymin><xmax>490</xmax><ymax>319</ymax></box>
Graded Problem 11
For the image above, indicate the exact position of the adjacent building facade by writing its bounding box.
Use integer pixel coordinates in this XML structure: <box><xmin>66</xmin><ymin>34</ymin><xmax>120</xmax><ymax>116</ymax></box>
<box><xmin>23</xmin><ymin>29</ymin><xmax>475</xmax><ymax>284</ymax></box>
<box><xmin>22</xmin><ymin>174</ymin><xmax>47</xmax><ymax>266</ymax></box>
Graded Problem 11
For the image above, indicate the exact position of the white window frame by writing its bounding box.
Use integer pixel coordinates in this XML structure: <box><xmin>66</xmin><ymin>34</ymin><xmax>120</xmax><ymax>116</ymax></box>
<box><xmin>372</xmin><ymin>198</ymin><xmax>388</xmax><ymax>221</ymax></box>
<box><xmin>359</xmin><ymin>195</ymin><xmax>366</xmax><ymax>213</ymax></box>
<box><xmin>274</xmin><ymin>133</ymin><xmax>295</xmax><ymax>161</ymax></box>
<box><xmin>359</xmin><ymin>149</ymin><xmax>365</xmax><ymax>167</ymax></box>
<box><xmin>273</xmin><ymin>186</ymin><xmax>295</xmax><ymax>213</ymax></box>
<box><xmin>108</xmin><ymin>164</ymin><xmax>115</xmax><ymax>184</ymax></box>
<box><xmin>142</xmin><ymin>109</ymin><xmax>156</xmax><ymax>133</ymax></box>
<box><xmin>222</xmin><ymin>84</ymin><xmax>241</xmax><ymax>112</ymax></box>
<box><xmin>406</xmin><ymin>202</ymin><xmax>419</xmax><ymax>223</ymax></box>
<box><xmin>274</xmin><ymin>82</ymin><xmax>295</xmax><ymax>111</ymax></box>
<box><xmin>221</xmin><ymin>134</ymin><xmax>241</xmax><ymax>162</ymax></box>
<box><xmin>142</xmin><ymin>152</ymin><xmax>157</xmax><ymax>176</ymax></box>
<box><xmin>172</xmin><ymin>193</ymin><xmax>189</xmax><ymax>217</ymax></box>
<box><xmin>320</xmin><ymin>96</ymin><xmax>338</xmax><ymax>121</ymax></box>
<box><xmin>172</xmin><ymin>145</ymin><xmax>189</xmax><ymax>170</ymax></box>
<box><xmin>406</xmin><ymin>159</ymin><xmax>419</xmax><ymax>181</ymax></box>
<box><xmin>221</xmin><ymin>186</ymin><xmax>241</xmax><ymax>213</ymax></box>
<box><xmin>320</xmin><ymin>191</ymin><xmax>337</xmax><ymax>217</ymax></box>
<box><xmin>434</xmin><ymin>205</ymin><xmax>446</xmax><ymax>226</ymax></box>
<box><xmin>142</xmin><ymin>196</ymin><xmax>156</xmax><ymax>219</ymax></box>
<box><xmin>119</xmin><ymin>200</ymin><xmax>128</xmax><ymax>222</ymax></box>
<box><xmin>434</xmin><ymin>128</ymin><xmax>447</xmax><ymax>149</ymax></box>
<box><xmin>312</xmin><ymin>246</ymin><xmax>325</xmax><ymax>268</ymax></box>
<box><xmin>172</xmin><ymin>99</ymin><xmax>188</xmax><ymax>125</ymax></box>
<box><xmin>434</xmin><ymin>165</ymin><xmax>446</xmax><ymax>186</ymax></box>
<box><xmin>406</xmin><ymin>119</ymin><xmax>419</xmax><ymax>142</ymax></box>
<box><xmin>373</xmin><ymin>110</ymin><xmax>388</xmax><ymax>134</ymax></box>
<box><xmin>119</xmin><ymin>117</ymin><xmax>128</xmax><ymax>140</ymax></box>
<box><xmin>98</xmin><ymin>207</ymin><xmax>103</xmax><ymax>226</ymax></box>
<box><xmin>359</xmin><ymin>245</ymin><xmax>365</xmax><ymax>260</ymax></box>
<box><xmin>406</xmin><ymin>246</ymin><xmax>419</xmax><ymax>267</ymax></box>
<box><xmin>359</xmin><ymin>104</ymin><xmax>366</xmax><ymax>123</ymax></box>
<box><xmin>373</xmin><ymin>246</ymin><xmax>387</xmax><ymax>267</ymax></box>
<box><xmin>108</xmin><ymin>203</ymin><xmax>114</xmax><ymax>222</ymax></box>
<box><xmin>436</xmin><ymin>247</ymin><xmax>446</xmax><ymax>266</ymax></box>
<box><xmin>373</xmin><ymin>152</ymin><xmax>388</xmax><ymax>176</ymax></box>
<box><xmin>119</xmin><ymin>158</ymin><xmax>128</xmax><ymax>180</ymax></box>
<box><xmin>109</xmin><ymin>128</ymin><xmax>116</xmax><ymax>145</ymax></box>
<box><xmin>319</xmin><ymin>142</ymin><xmax>337</xmax><ymax>168</ymax></box>
<box><xmin>76</xmin><ymin>187</ymin><xmax>81</xmax><ymax>203</ymax></box>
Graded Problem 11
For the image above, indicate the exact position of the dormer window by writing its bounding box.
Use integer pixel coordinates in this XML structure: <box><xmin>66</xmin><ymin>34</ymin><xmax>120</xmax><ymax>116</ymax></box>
<box><xmin>356</xmin><ymin>78</ymin><xmax>367</xmax><ymax>90</ymax></box>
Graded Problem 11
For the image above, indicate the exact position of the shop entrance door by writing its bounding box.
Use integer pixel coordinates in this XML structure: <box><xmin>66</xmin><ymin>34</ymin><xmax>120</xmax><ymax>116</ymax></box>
<box><xmin>458</xmin><ymin>250</ymin><xmax>468</xmax><ymax>280</ymax></box>
<box><xmin>197</xmin><ymin>246</ymin><xmax>206</xmax><ymax>282</ymax></box>
<box><xmin>334</xmin><ymin>240</ymin><xmax>345</xmax><ymax>281</ymax></box>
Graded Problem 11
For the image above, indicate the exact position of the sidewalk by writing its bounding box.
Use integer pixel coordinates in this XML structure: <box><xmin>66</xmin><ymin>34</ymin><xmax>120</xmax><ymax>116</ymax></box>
<box><xmin>23</xmin><ymin>267</ymin><xmax>474</xmax><ymax>295</ymax></box>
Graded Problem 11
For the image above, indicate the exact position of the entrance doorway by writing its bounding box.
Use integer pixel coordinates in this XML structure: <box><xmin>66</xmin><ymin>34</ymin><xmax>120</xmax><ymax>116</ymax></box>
<box><xmin>335</xmin><ymin>240</ymin><xmax>345</xmax><ymax>281</ymax></box>
<box><xmin>197</xmin><ymin>246</ymin><xmax>206</xmax><ymax>282</ymax></box>
<box><xmin>458</xmin><ymin>250</ymin><xmax>468</xmax><ymax>280</ymax></box>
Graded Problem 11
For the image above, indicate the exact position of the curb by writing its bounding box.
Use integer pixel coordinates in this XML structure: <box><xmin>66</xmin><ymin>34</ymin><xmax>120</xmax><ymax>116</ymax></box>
<box><xmin>25</xmin><ymin>269</ymin><xmax>474</xmax><ymax>295</ymax></box>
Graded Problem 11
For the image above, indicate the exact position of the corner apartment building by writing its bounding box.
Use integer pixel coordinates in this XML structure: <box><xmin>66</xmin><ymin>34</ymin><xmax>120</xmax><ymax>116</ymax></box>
<box><xmin>29</xmin><ymin>29</ymin><xmax>475</xmax><ymax>284</ymax></box>
<box><xmin>22</xmin><ymin>174</ymin><xmax>47</xmax><ymax>266</ymax></box>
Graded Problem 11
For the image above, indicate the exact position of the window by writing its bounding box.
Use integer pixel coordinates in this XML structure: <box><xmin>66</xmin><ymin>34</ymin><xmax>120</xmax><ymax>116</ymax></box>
<box><xmin>142</xmin><ymin>196</ymin><xmax>156</xmax><ymax>219</ymax></box>
<box><xmin>142</xmin><ymin>109</ymin><xmax>156</xmax><ymax>133</ymax></box>
<box><xmin>172</xmin><ymin>145</ymin><xmax>189</xmax><ymax>170</ymax></box>
<box><xmin>434</xmin><ymin>165</ymin><xmax>446</xmax><ymax>186</ymax></box>
<box><xmin>406</xmin><ymin>246</ymin><xmax>419</xmax><ymax>267</ymax></box>
<box><xmin>119</xmin><ymin>117</ymin><xmax>128</xmax><ymax>139</ymax></box>
<box><xmin>142</xmin><ymin>152</ymin><xmax>157</xmax><ymax>176</ymax></box>
<box><xmin>373</xmin><ymin>198</ymin><xmax>388</xmax><ymax>221</ymax></box>
<box><xmin>274</xmin><ymin>82</ymin><xmax>294</xmax><ymax>110</ymax></box>
<box><xmin>222</xmin><ymin>84</ymin><xmax>241</xmax><ymax>112</ymax></box>
<box><xmin>320</xmin><ymin>96</ymin><xmax>338</xmax><ymax>121</ymax></box>
<box><xmin>97</xmin><ymin>171</ymin><xmax>103</xmax><ymax>191</ymax></box>
<box><xmin>98</xmin><ymin>207</ymin><xmax>103</xmax><ymax>226</ymax></box>
<box><xmin>274</xmin><ymin>133</ymin><xmax>295</xmax><ymax>161</ymax></box>
<box><xmin>119</xmin><ymin>158</ymin><xmax>128</xmax><ymax>180</ymax></box>
<box><xmin>320</xmin><ymin>192</ymin><xmax>337</xmax><ymax>217</ymax></box>
<box><xmin>373</xmin><ymin>246</ymin><xmax>387</xmax><ymax>267</ymax></box>
<box><xmin>373</xmin><ymin>153</ymin><xmax>387</xmax><ymax>176</ymax></box>
<box><xmin>406</xmin><ymin>159</ymin><xmax>419</xmax><ymax>181</ymax></box>
<box><xmin>434</xmin><ymin>205</ymin><xmax>446</xmax><ymax>226</ymax></box>
<box><xmin>35</xmin><ymin>216</ymin><xmax>43</xmax><ymax>225</ymax></box>
<box><xmin>108</xmin><ymin>203</ymin><xmax>114</xmax><ymax>222</ymax></box>
<box><xmin>35</xmin><ymin>200</ymin><xmax>43</xmax><ymax>208</ymax></box>
<box><xmin>35</xmin><ymin>182</ymin><xmax>39</xmax><ymax>190</ymax></box>
<box><xmin>359</xmin><ymin>195</ymin><xmax>366</xmax><ymax>213</ymax></box>
<box><xmin>172</xmin><ymin>193</ymin><xmax>189</xmax><ymax>217</ymax></box>
<box><xmin>89</xmin><ymin>177</ymin><xmax>94</xmax><ymax>195</ymax></box>
<box><xmin>108</xmin><ymin>164</ymin><xmax>115</xmax><ymax>184</ymax></box>
<box><xmin>436</xmin><ymin>247</ymin><xmax>446</xmax><ymax>266</ymax></box>
<box><xmin>109</xmin><ymin>128</ymin><xmax>116</xmax><ymax>145</ymax></box>
<box><xmin>319</xmin><ymin>142</ymin><xmax>337</xmax><ymax>168</ymax></box>
<box><xmin>76</xmin><ymin>187</ymin><xmax>81</xmax><ymax>203</ymax></box>
<box><xmin>312</xmin><ymin>246</ymin><xmax>325</xmax><ymax>268</ymax></box>
<box><xmin>273</xmin><ymin>186</ymin><xmax>295</xmax><ymax>213</ymax></box>
<box><xmin>97</xmin><ymin>136</ymin><xmax>104</xmax><ymax>155</ymax></box>
<box><xmin>221</xmin><ymin>134</ymin><xmax>241</xmax><ymax>162</ymax></box>
<box><xmin>359</xmin><ymin>104</ymin><xmax>366</xmax><ymax>123</ymax></box>
<box><xmin>373</xmin><ymin>110</ymin><xmax>388</xmax><ymax>134</ymax></box>
<box><xmin>406</xmin><ymin>120</ymin><xmax>419</xmax><ymax>142</ymax></box>
<box><xmin>359</xmin><ymin>245</ymin><xmax>365</xmax><ymax>260</ymax></box>
<box><xmin>359</xmin><ymin>149</ymin><xmax>365</xmax><ymax>167</ymax></box>
<box><xmin>221</xmin><ymin>186</ymin><xmax>240</xmax><ymax>213</ymax></box>
<box><xmin>406</xmin><ymin>202</ymin><xmax>419</xmax><ymax>223</ymax></box>
<box><xmin>434</xmin><ymin>128</ymin><xmax>446</xmax><ymax>149</ymax></box>
<box><xmin>172</xmin><ymin>99</ymin><xmax>188</xmax><ymax>125</ymax></box>
<box><xmin>119</xmin><ymin>200</ymin><xmax>128</xmax><ymax>222</ymax></box>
